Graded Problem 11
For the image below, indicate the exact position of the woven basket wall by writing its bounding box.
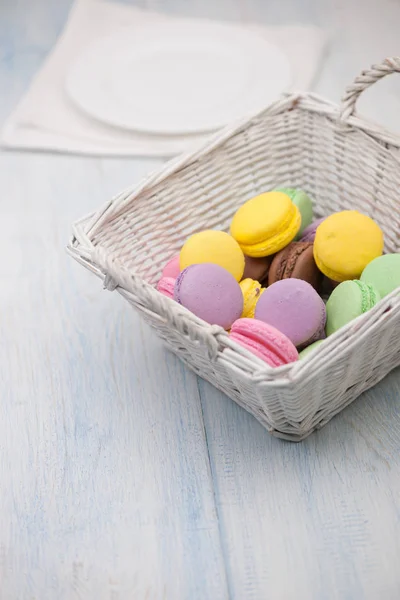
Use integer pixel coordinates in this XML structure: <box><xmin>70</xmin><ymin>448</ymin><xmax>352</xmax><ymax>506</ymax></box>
<box><xmin>69</xmin><ymin>59</ymin><xmax>400</xmax><ymax>441</ymax></box>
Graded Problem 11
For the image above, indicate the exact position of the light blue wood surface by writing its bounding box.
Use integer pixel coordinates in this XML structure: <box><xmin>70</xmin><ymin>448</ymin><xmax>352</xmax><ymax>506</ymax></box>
<box><xmin>1</xmin><ymin>1</ymin><xmax>400</xmax><ymax>598</ymax></box>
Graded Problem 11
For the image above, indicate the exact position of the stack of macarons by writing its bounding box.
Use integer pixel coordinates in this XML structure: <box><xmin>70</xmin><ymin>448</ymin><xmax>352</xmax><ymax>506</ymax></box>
<box><xmin>156</xmin><ymin>188</ymin><xmax>399</xmax><ymax>367</ymax></box>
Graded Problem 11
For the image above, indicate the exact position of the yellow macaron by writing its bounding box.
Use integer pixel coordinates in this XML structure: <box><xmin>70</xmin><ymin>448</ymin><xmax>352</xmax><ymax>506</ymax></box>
<box><xmin>230</xmin><ymin>191</ymin><xmax>301</xmax><ymax>257</ymax></box>
<box><xmin>314</xmin><ymin>210</ymin><xmax>384</xmax><ymax>282</ymax></box>
<box><xmin>180</xmin><ymin>230</ymin><xmax>245</xmax><ymax>281</ymax></box>
<box><xmin>239</xmin><ymin>278</ymin><xmax>264</xmax><ymax>318</ymax></box>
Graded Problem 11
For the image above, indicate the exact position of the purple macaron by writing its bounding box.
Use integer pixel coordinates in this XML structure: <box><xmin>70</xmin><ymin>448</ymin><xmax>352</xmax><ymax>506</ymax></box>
<box><xmin>255</xmin><ymin>278</ymin><xmax>326</xmax><ymax>348</ymax></box>
<box><xmin>300</xmin><ymin>217</ymin><xmax>326</xmax><ymax>243</ymax></box>
<box><xmin>174</xmin><ymin>263</ymin><xmax>243</xmax><ymax>330</ymax></box>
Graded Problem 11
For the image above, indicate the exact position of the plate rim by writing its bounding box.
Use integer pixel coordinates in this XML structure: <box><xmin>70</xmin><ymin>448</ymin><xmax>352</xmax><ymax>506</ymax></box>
<box><xmin>65</xmin><ymin>22</ymin><xmax>292</xmax><ymax>135</ymax></box>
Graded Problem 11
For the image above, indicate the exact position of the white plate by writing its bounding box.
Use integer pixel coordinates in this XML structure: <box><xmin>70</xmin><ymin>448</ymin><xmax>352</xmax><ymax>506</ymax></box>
<box><xmin>65</xmin><ymin>21</ymin><xmax>292</xmax><ymax>135</ymax></box>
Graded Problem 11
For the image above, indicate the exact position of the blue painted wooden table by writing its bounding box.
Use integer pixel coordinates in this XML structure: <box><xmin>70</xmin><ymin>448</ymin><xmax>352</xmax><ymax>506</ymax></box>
<box><xmin>1</xmin><ymin>0</ymin><xmax>400</xmax><ymax>598</ymax></box>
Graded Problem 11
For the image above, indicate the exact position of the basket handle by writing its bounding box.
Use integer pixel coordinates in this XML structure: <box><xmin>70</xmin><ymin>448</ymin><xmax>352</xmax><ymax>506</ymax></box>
<box><xmin>339</xmin><ymin>57</ymin><xmax>400</xmax><ymax>121</ymax></box>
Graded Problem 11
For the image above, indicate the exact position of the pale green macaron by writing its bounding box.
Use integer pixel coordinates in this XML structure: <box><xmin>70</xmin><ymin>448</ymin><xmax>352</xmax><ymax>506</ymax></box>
<box><xmin>361</xmin><ymin>254</ymin><xmax>400</xmax><ymax>298</ymax></box>
<box><xmin>299</xmin><ymin>340</ymin><xmax>325</xmax><ymax>359</ymax></box>
<box><xmin>325</xmin><ymin>280</ymin><xmax>381</xmax><ymax>336</ymax></box>
<box><xmin>276</xmin><ymin>187</ymin><xmax>313</xmax><ymax>236</ymax></box>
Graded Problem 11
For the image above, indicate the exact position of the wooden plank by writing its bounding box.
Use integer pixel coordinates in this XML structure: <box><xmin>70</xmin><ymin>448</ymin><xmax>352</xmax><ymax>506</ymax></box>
<box><xmin>198</xmin><ymin>1</ymin><xmax>400</xmax><ymax>598</ymax></box>
<box><xmin>200</xmin><ymin>374</ymin><xmax>400</xmax><ymax>599</ymax></box>
<box><xmin>0</xmin><ymin>0</ymin><xmax>229</xmax><ymax>596</ymax></box>
<box><xmin>0</xmin><ymin>150</ymin><xmax>230</xmax><ymax>600</ymax></box>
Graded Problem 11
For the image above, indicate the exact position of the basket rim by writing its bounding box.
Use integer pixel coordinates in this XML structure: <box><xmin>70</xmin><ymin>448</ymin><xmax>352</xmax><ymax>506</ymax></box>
<box><xmin>69</xmin><ymin>89</ymin><xmax>400</xmax><ymax>254</ymax></box>
<box><xmin>67</xmin><ymin>88</ymin><xmax>400</xmax><ymax>385</ymax></box>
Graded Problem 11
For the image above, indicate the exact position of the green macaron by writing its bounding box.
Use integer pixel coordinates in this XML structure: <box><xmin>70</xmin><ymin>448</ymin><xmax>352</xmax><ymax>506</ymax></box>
<box><xmin>299</xmin><ymin>340</ymin><xmax>325</xmax><ymax>359</ymax></box>
<box><xmin>325</xmin><ymin>280</ymin><xmax>381</xmax><ymax>336</ymax></box>
<box><xmin>276</xmin><ymin>187</ymin><xmax>313</xmax><ymax>236</ymax></box>
<box><xmin>361</xmin><ymin>254</ymin><xmax>400</xmax><ymax>298</ymax></box>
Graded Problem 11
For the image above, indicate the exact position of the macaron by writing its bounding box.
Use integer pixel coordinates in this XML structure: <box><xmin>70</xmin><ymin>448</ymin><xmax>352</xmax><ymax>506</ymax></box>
<box><xmin>313</xmin><ymin>210</ymin><xmax>384</xmax><ymax>282</ymax></box>
<box><xmin>180</xmin><ymin>230</ymin><xmax>244</xmax><ymax>282</ymax></box>
<box><xmin>298</xmin><ymin>340</ymin><xmax>325</xmax><ymax>360</ymax></box>
<box><xmin>161</xmin><ymin>255</ymin><xmax>180</xmax><ymax>279</ymax></box>
<box><xmin>361</xmin><ymin>254</ymin><xmax>400</xmax><ymax>298</ymax></box>
<box><xmin>276</xmin><ymin>187</ymin><xmax>313</xmax><ymax>235</ymax></box>
<box><xmin>230</xmin><ymin>191</ymin><xmax>301</xmax><ymax>257</ymax></box>
<box><xmin>325</xmin><ymin>279</ymin><xmax>381</xmax><ymax>336</ymax></box>
<box><xmin>300</xmin><ymin>217</ymin><xmax>326</xmax><ymax>243</ymax></box>
<box><xmin>255</xmin><ymin>278</ymin><xmax>326</xmax><ymax>348</ymax></box>
<box><xmin>230</xmin><ymin>318</ymin><xmax>299</xmax><ymax>367</ymax></box>
<box><xmin>239</xmin><ymin>278</ymin><xmax>264</xmax><ymax>318</ymax></box>
<box><xmin>268</xmin><ymin>241</ymin><xmax>322</xmax><ymax>291</ymax></box>
<box><xmin>174</xmin><ymin>263</ymin><xmax>243</xmax><ymax>330</ymax></box>
<box><xmin>157</xmin><ymin>276</ymin><xmax>176</xmax><ymax>299</ymax></box>
<box><xmin>243</xmin><ymin>255</ymin><xmax>272</xmax><ymax>283</ymax></box>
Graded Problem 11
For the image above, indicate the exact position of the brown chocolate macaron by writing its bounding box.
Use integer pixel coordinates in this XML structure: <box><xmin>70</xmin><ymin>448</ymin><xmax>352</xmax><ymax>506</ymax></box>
<box><xmin>320</xmin><ymin>276</ymin><xmax>339</xmax><ymax>300</ymax></box>
<box><xmin>243</xmin><ymin>255</ymin><xmax>272</xmax><ymax>284</ymax></box>
<box><xmin>268</xmin><ymin>242</ymin><xmax>322</xmax><ymax>291</ymax></box>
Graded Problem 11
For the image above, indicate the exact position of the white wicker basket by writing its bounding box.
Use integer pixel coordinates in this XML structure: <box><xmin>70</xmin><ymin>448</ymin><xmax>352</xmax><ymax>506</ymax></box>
<box><xmin>68</xmin><ymin>58</ymin><xmax>400</xmax><ymax>441</ymax></box>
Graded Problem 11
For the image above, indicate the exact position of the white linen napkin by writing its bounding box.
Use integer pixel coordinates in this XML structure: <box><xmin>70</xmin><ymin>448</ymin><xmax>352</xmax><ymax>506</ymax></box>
<box><xmin>1</xmin><ymin>0</ymin><xmax>327</xmax><ymax>158</ymax></box>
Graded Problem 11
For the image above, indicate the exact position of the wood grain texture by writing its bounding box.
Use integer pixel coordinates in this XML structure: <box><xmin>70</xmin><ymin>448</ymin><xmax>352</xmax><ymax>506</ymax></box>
<box><xmin>0</xmin><ymin>152</ymin><xmax>231</xmax><ymax>600</ymax></box>
<box><xmin>1</xmin><ymin>0</ymin><xmax>400</xmax><ymax>598</ymax></box>
<box><xmin>0</xmin><ymin>3</ymin><xmax>228</xmax><ymax>595</ymax></box>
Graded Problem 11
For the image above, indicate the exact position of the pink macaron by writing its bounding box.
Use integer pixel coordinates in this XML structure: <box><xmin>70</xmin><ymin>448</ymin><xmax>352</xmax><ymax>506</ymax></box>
<box><xmin>161</xmin><ymin>255</ymin><xmax>181</xmax><ymax>279</ymax></box>
<box><xmin>230</xmin><ymin>318</ymin><xmax>299</xmax><ymax>367</ymax></box>
<box><xmin>255</xmin><ymin>278</ymin><xmax>326</xmax><ymax>348</ymax></box>
<box><xmin>174</xmin><ymin>263</ymin><xmax>243</xmax><ymax>330</ymax></box>
<box><xmin>157</xmin><ymin>276</ymin><xmax>176</xmax><ymax>299</ymax></box>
